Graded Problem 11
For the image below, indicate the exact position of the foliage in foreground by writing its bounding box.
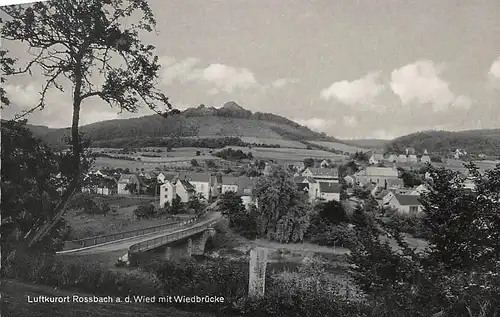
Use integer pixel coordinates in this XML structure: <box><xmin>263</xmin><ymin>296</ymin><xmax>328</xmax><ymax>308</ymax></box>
<box><xmin>348</xmin><ymin>163</ymin><xmax>500</xmax><ymax>317</ymax></box>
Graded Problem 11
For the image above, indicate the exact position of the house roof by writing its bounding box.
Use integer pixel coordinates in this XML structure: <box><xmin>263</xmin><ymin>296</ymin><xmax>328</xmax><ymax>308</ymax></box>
<box><xmin>221</xmin><ymin>176</ymin><xmax>239</xmax><ymax>185</ymax></box>
<box><xmin>293</xmin><ymin>175</ymin><xmax>305</xmax><ymax>183</ymax></box>
<box><xmin>319</xmin><ymin>182</ymin><xmax>341</xmax><ymax>193</ymax></box>
<box><xmin>185</xmin><ymin>172</ymin><xmax>211</xmax><ymax>183</ymax></box>
<box><xmin>386</xmin><ymin>178</ymin><xmax>404</xmax><ymax>187</ymax></box>
<box><xmin>371</xmin><ymin>153</ymin><xmax>384</xmax><ymax>160</ymax></box>
<box><xmin>394</xmin><ymin>194</ymin><xmax>422</xmax><ymax>206</ymax></box>
<box><xmin>307</xmin><ymin>167</ymin><xmax>338</xmax><ymax>177</ymax></box>
<box><xmin>118</xmin><ymin>174</ymin><xmax>139</xmax><ymax>183</ymax></box>
<box><xmin>375</xmin><ymin>189</ymin><xmax>390</xmax><ymax>199</ymax></box>
<box><xmin>303</xmin><ymin>176</ymin><xmax>317</xmax><ymax>183</ymax></box>
<box><xmin>363</xmin><ymin>166</ymin><xmax>399</xmax><ymax>177</ymax></box>
<box><xmin>178</xmin><ymin>179</ymin><xmax>195</xmax><ymax>191</ymax></box>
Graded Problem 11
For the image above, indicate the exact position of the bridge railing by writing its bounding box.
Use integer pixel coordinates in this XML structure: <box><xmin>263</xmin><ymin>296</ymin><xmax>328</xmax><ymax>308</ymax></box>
<box><xmin>65</xmin><ymin>216</ymin><xmax>198</xmax><ymax>249</ymax></box>
<box><xmin>128</xmin><ymin>220</ymin><xmax>218</xmax><ymax>254</ymax></box>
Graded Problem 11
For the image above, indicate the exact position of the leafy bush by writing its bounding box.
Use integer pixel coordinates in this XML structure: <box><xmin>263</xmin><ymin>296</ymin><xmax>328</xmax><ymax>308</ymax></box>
<box><xmin>133</xmin><ymin>204</ymin><xmax>156</xmax><ymax>219</ymax></box>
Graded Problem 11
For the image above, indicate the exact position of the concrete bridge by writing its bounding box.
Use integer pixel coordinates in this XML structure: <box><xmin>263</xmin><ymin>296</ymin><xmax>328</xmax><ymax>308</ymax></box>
<box><xmin>57</xmin><ymin>202</ymin><xmax>222</xmax><ymax>267</ymax></box>
<box><xmin>126</xmin><ymin>220</ymin><xmax>218</xmax><ymax>266</ymax></box>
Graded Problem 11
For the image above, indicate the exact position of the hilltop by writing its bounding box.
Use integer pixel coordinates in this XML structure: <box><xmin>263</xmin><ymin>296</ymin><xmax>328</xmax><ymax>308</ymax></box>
<box><xmin>13</xmin><ymin>101</ymin><xmax>347</xmax><ymax>150</ymax></box>
<box><xmin>385</xmin><ymin>129</ymin><xmax>500</xmax><ymax>156</ymax></box>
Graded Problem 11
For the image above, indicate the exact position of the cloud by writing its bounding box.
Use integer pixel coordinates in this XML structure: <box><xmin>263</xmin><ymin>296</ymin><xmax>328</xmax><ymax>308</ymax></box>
<box><xmin>342</xmin><ymin>116</ymin><xmax>358</xmax><ymax>127</ymax></box>
<box><xmin>160</xmin><ymin>57</ymin><xmax>201</xmax><ymax>84</ymax></box>
<box><xmin>320</xmin><ymin>72</ymin><xmax>385</xmax><ymax>106</ymax></box>
<box><xmin>271</xmin><ymin>78</ymin><xmax>299</xmax><ymax>88</ymax></box>
<box><xmin>389</xmin><ymin>60</ymin><xmax>470</xmax><ymax>112</ymax></box>
<box><xmin>160</xmin><ymin>57</ymin><xmax>259</xmax><ymax>93</ymax></box>
<box><xmin>488</xmin><ymin>55</ymin><xmax>500</xmax><ymax>80</ymax></box>
<box><xmin>294</xmin><ymin>117</ymin><xmax>334</xmax><ymax>132</ymax></box>
<box><xmin>201</xmin><ymin>63</ymin><xmax>257</xmax><ymax>92</ymax></box>
<box><xmin>4</xmin><ymin>83</ymin><xmax>120</xmax><ymax>127</ymax></box>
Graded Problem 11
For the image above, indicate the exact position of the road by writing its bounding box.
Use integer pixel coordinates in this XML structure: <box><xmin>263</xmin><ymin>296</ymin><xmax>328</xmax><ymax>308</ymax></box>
<box><xmin>59</xmin><ymin>211</ymin><xmax>222</xmax><ymax>256</ymax></box>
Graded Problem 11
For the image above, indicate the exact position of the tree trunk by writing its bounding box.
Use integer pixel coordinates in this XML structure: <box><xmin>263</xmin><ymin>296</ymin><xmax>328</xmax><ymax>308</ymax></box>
<box><xmin>28</xmin><ymin>66</ymin><xmax>84</xmax><ymax>248</ymax></box>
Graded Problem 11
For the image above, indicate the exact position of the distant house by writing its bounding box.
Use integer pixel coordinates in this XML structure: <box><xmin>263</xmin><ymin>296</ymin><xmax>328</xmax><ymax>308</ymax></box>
<box><xmin>320</xmin><ymin>159</ymin><xmax>330</xmax><ymax>168</ymax></box>
<box><xmin>302</xmin><ymin>177</ymin><xmax>320</xmax><ymax>202</ymax></box>
<box><xmin>385</xmin><ymin>154</ymin><xmax>397</xmax><ymax>163</ymax></box>
<box><xmin>117</xmin><ymin>174</ymin><xmax>140</xmax><ymax>195</ymax></box>
<box><xmin>263</xmin><ymin>163</ymin><xmax>272</xmax><ymax>176</ymax></box>
<box><xmin>220</xmin><ymin>176</ymin><xmax>239</xmax><ymax>194</ymax></box>
<box><xmin>388</xmin><ymin>194</ymin><xmax>423</xmax><ymax>216</ymax></box>
<box><xmin>386</xmin><ymin>178</ymin><xmax>404</xmax><ymax>189</ymax></box>
<box><xmin>414</xmin><ymin>184</ymin><xmax>430</xmax><ymax>195</ymax></box>
<box><xmin>354</xmin><ymin>166</ymin><xmax>399</xmax><ymax>187</ymax></box>
<box><xmin>182</xmin><ymin>172</ymin><xmax>214</xmax><ymax>200</ymax></box>
<box><xmin>236</xmin><ymin>177</ymin><xmax>257</xmax><ymax>209</ymax></box>
<box><xmin>159</xmin><ymin>179</ymin><xmax>196</xmax><ymax>207</ymax></box>
<box><xmin>318</xmin><ymin>182</ymin><xmax>341</xmax><ymax>202</ymax></box>
<box><xmin>420</xmin><ymin>155</ymin><xmax>431</xmax><ymax>163</ymax></box>
<box><xmin>407</xmin><ymin>154</ymin><xmax>418</xmax><ymax>163</ymax></box>
<box><xmin>302</xmin><ymin>167</ymin><xmax>339</xmax><ymax>183</ymax></box>
<box><xmin>369</xmin><ymin>153</ymin><xmax>384</xmax><ymax>165</ymax></box>
<box><xmin>397</xmin><ymin>154</ymin><xmax>408</xmax><ymax>163</ymax></box>
<box><xmin>344</xmin><ymin>175</ymin><xmax>356</xmax><ymax>186</ymax></box>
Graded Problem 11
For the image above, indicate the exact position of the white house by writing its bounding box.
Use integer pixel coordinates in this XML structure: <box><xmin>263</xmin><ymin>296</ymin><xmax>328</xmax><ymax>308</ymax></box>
<box><xmin>408</xmin><ymin>154</ymin><xmax>418</xmax><ymax>163</ymax></box>
<box><xmin>159</xmin><ymin>179</ymin><xmax>195</xmax><ymax>207</ymax></box>
<box><xmin>420</xmin><ymin>155</ymin><xmax>431</xmax><ymax>163</ymax></box>
<box><xmin>387</xmin><ymin>194</ymin><xmax>423</xmax><ymax>216</ymax></box>
<box><xmin>220</xmin><ymin>176</ymin><xmax>239</xmax><ymax>194</ymax></box>
<box><xmin>385</xmin><ymin>154</ymin><xmax>397</xmax><ymax>163</ymax></box>
<box><xmin>302</xmin><ymin>167</ymin><xmax>339</xmax><ymax>183</ymax></box>
<box><xmin>397</xmin><ymin>154</ymin><xmax>408</xmax><ymax>163</ymax></box>
<box><xmin>369</xmin><ymin>153</ymin><xmax>384</xmax><ymax>165</ymax></box>
<box><xmin>320</xmin><ymin>159</ymin><xmax>330</xmax><ymax>168</ymax></box>
<box><xmin>354</xmin><ymin>166</ymin><xmax>399</xmax><ymax>187</ymax></box>
<box><xmin>344</xmin><ymin>175</ymin><xmax>356</xmax><ymax>186</ymax></box>
<box><xmin>318</xmin><ymin>182</ymin><xmax>341</xmax><ymax>202</ymax></box>
<box><xmin>117</xmin><ymin>174</ymin><xmax>140</xmax><ymax>195</ymax></box>
<box><xmin>182</xmin><ymin>172</ymin><xmax>213</xmax><ymax>200</ymax></box>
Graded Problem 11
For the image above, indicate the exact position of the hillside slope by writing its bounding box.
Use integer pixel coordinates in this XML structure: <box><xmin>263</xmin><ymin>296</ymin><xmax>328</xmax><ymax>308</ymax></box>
<box><xmin>16</xmin><ymin>102</ymin><xmax>344</xmax><ymax>149</ymax></box>
<box><xmin>385</xmin><ymin>130</ymin><xmax>500</xmax><ymax>156</ymax></box>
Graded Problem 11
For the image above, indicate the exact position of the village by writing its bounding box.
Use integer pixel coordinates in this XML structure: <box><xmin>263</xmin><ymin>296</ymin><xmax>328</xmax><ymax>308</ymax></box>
<box><xmin>79</xmin><ymin>146</ymin><xmax>479</xmax><ymax>219</ymax></box>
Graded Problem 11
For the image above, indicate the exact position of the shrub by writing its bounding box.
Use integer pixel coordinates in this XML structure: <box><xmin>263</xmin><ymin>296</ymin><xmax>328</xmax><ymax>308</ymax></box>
<box><xmin>133</xmin><ymin>204</ymin><xmax>156</xmax><ymax>219</ymax></box>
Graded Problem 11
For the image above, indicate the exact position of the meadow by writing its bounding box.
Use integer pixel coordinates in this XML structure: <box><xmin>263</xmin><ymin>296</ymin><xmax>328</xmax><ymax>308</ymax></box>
<box><xmin>306</xmin><ymin>140</ymin><xmax>366</xmax><ymax>154</ymax></box>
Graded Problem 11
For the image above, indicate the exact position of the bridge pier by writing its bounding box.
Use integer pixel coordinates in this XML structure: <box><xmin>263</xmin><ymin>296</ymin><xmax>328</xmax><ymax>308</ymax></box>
<box><xmin>164</xmin><ymin>246</ymin><xmax>172</xmax><ymax>260</ymax></box>
<box><xmin>191</xmin><ymin>228</ymin><xmax>216</xmax><ymax>256</ymax></box>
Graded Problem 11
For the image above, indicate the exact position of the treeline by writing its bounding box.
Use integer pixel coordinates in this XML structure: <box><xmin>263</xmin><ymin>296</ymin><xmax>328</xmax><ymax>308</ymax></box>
<box><xmin>385</xmin><ymin>130</ymin><xmax>500</xmax><ymax>156</ymax></box>
<box><xmin>214</xmin><ymin>148</ymin><xmax>253</xmax><ymax>160</ymax></box>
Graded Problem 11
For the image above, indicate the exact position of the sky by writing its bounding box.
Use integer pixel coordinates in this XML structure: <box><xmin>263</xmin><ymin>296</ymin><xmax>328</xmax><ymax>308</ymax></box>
<box><xmin>1</xmin><ymin>0</ymin><xmax>500</xmax><ymax>140</ymax></box>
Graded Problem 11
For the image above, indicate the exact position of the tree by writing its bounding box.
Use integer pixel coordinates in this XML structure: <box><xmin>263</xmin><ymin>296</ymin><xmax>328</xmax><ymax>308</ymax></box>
<box><xmin>0</xmin><ymin>49</ymin><xmax>14</xmax><ymax>106</ymax></box>
<box><xmin>134</xmin><ymin>204</ymin><xmax>156</xmax><ymax>220</ymax></box>
<box><xmin>347</xmin><ymin>163</ymin><xmax>500</xmax><ymax>317</ymax></box>
<box><xmin>170</xmin><ymin>195</ymin><xmax>183</xmax><ymax>214</ymax></box>
<box><xmin>1</xmin><ymin>0</ymin><xmax>174</xmax><ymax>247</ymax></box>
<box><xmin>190</xmin><ymin>159</ymin><xmax>199</xmax><ymax>167</ymax></box>
<box><xmin>124</xmin><ymin>182</ymin><xmax>138</xmax><ymax>195</ymax></box>
<box><xmin>187</xmin><ymin>194</ymin><xmax>205</xmax><ymax>215</ymax></box>
<box><xmin>1</xmin><ymin>120</ymin><xmax>73</xmax><ymax>252</ymax></box>
<box><xmin>303</xmin><ymin>158</ymin><xmax>315</xmax><ymax>168</ymax></box>
<box><xmin>253</xmin><ymin>165</ymin><xmax>311</xmax><ymax>243</ymax></box>
<box><xmin>219</xmin><ymin>191</ymin><xmax>258</xmax><ymax>239</ymax></box>
<box><xmin>196</xmin><ymin>151</ymin><xmax>201</xmax><ymax>156</ymax></box>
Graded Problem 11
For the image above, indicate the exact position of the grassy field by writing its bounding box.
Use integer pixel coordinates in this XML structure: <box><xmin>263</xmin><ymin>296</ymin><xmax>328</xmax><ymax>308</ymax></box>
<box><xmin>1</xmin><ymin>280</ymin><xmax>216</xmax><ymax>317</ymax></box>
<box><xmin>64</xmin><ymin>196</ymin><xmax>171</xmax><ymax>240</ymax></box>
<box><xmin>239</xmin><ymin>137</ymin><xmax>307</xmax><ymax>149</ymax></box>
<box><xmin>222</xmin><ymin>146</ymin><xmax>346</xmax><ymax>161</ymax></box>
<box><xmin>306</xmin><ymin>140</ymin><xmax>366</xmax><ymax>154</ymax></box>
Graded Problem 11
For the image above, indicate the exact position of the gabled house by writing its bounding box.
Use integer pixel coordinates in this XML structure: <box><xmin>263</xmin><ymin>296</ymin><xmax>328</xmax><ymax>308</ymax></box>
<box><xmin>354</xmin><ymin>166</ymin><xmax>399</xmax><ymax>187</ymax></box>
<box><xmin>181</xmin><ymin>172</ymin><xmax>214</xmax><ymax>200</ymax></box>
<box><xmin>344</xmin><ymin>175</ymin><xmax>356</xmax><ymax>186</ymax></box>
<box><xmin>408</xmin><ymin>154</ymin><xmax>418</xmax><ymax>163</ymax></box>
<box><xmin>386</xmin><ymin>178</ymin><xmax>404</xmax><ymax>189</ymax></box>
<box><xmin>220</xmin><ymin>176</ymin><xmax>239</xmax><ymax>194</ymax></box>
<box><xmin>387</xmin><ymin>194</ymin><xmax>423</xmax><ymax>216</ymax></box>
<box><xmin>397</xmin><ymin>154</ymin><xmax>408</xmax><ymax>163</ymax></box>
<box><xmin>318</xmin><ymin>182</ymin><xmax>341</xmax><ymax>202</ymax></box>
<box><xmin>369</xmin><ymin>153</ymin><xmax>384</xmax><ymax>165</ymax></box>
<box><xmin>117</xmin><ymin>174</ymin><xmax>140</xmax><ymax>195</ymax></box>
<box><xmin>385</xmin><ymin>154</ymin><xmax>397</xmax><ymax>163</ymax></box>
<box><xmin>420</xmin><ymin>155</ymin><xmax>431</xmax><ymax>163</ymax></box>
<box><xmin>302</xmin><ymin>167</ymin><xmax>339</xmax><ymax>183</ymax></box>
<box><xmin>159</xmin><ymin>179</ymin><xmax>195</xmax><ymax>207</ymax></box>
<box><xmin>320</xmin><ymin>159</ymin><xmax>330</xmax><ymax>168</ymax></box>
